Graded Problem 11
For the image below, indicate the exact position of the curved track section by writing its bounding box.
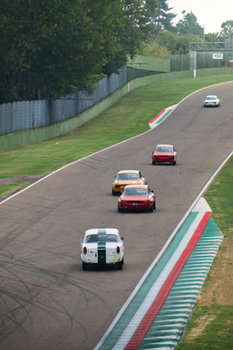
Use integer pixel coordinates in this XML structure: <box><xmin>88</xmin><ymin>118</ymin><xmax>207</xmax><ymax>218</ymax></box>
<box><xmin>0</xmin><ymin>82</ymin><xmax>233</xmax><ymax>350</ymax></box>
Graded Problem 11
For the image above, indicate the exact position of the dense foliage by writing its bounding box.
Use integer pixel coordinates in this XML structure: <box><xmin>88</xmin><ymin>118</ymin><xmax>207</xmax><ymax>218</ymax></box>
<box><xmin>141</xmin><ymin>1</ymin><xmax>229</xmax><ymax>56</ymax></box>
<box><xmin>151</xmin><ymin>0</ymin><xmax>176</xmax><ymax>32</ymax></box>
<box><xmin>0</xmin><ymin>0</ymin><xmax>157</xmax><ymax>103</ymax></box>
<box><xmin>175</xmin><ymin>11</ymin><xmax>203</xmax><ymax>36</ymax></box>
<box><xmin>221</xmin><ymin>20</ymin><xmax>233</xmax><ymax>36</ymax></box>
<box><xmin>1</xmin><ymin>0</ymin><xmax>232</xmax><ymax>104</ymax></box>
<box><xmin>146</xmin><ymin>2</ymin><xmax>205</xmax><ymax>55</ymax></box>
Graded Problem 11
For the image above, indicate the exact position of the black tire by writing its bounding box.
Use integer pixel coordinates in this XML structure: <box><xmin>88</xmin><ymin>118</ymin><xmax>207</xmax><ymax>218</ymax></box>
<box><xmin>112</xmin><ymin>189</ymin><xmax>116</xmax><ymax>196</ymax></box>
<box><xmin>152</xmin><ymin>161</ymin><xmax>156</xmax><ymax>165</ymax></box>
<box><xmin>82</xmin><ymin>262</ymin><xmax>88</xmax><ymax>270</ymax></box>
<box><xmin>173</xmin><ymin>161</ymin><xmax>176</xmax><ymax>165</ymax></box>
<box><xmin>117</xmin><ymin>260</ymin><xmax>123</xmax><ymax>270</ymax></box>
<box><xmin>118</xmin><ymin>206</ymin><xmax>123</xmax><ymax>213</ymax></box>
<box><xmin>149</xmin><ymin>205</ymin><xmax>154</xmax><ymax>212</ymax></box>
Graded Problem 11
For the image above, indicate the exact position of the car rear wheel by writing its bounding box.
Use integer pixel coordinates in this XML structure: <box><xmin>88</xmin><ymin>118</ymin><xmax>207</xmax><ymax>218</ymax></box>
<box><xmin>82</xmin><ymin>262</ymin><xmax>88</xmax><ymax>270</ymax></box>
<box><xmin>117</xmin><ymin>260</ymin><xmax>123</xmax><ymax>270</ymax></box>
<box><xmin>112</xmin><ymin>189</ymin><xmax>117</xmax><ymax>195</ymax></box>
<box><xmin>118</xmin><ymin>206</ymin><xmax>123</xmax><ymax>213</ymax></box>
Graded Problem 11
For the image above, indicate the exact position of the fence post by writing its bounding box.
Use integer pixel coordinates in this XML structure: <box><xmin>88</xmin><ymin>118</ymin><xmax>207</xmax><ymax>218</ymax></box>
<box><xmin>48</xmin><ymin>99</ymin><xmax>54</xmax><ymax>125</ymax></box>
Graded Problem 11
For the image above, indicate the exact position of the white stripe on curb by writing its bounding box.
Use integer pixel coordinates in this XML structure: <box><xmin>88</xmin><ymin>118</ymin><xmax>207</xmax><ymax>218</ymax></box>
<box><xmin>112</xmin><ymin>205</ymin><xmax>208</xmax><ymax>349</ymax></box>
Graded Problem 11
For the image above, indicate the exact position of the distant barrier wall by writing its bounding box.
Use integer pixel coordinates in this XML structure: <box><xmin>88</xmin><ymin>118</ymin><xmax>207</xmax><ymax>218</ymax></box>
<box><xmin>196</xmin><ymin>67</ymin><xmax>233</xmax><ymax>77</ymax></box>
<box><xmin>1</xmin><ymin>67</ymin><xmax>233</xmax><ymax>152</ymax></box>
<box><xmin>0</xmin><ymin>66</ymin><xmax>127</xmax><ymax>136</ymax></box>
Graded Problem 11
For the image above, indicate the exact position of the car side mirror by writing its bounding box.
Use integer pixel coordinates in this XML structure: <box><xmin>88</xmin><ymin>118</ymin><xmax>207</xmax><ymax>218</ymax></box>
<box><xmin>151</xmin><ymin>190</ymin><xmax>154</xmax><ymax>193</ymax></box>
<box><xmin>121</xmin><ymin>237</ymin><xmax>124</xmax><ymax>240</ymax></box>
<box><xmin>80</xmin><ymin>239</ymin><xmax>83</xmax><ymax>244</ymax></box>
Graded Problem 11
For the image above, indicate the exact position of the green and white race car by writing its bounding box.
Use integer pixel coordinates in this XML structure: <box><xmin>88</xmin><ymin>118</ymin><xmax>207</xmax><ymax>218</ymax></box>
<box><xmin>80</xmin><ymin>228</ymin><xmax>124</xmax><ymax>270</ymax></box>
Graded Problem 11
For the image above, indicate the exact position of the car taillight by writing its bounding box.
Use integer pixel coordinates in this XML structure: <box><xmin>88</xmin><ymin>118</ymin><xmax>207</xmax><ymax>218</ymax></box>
<box><xmin>83</xmin><ymin>247</ymin><xmax>87</xmax><ymax>254</ymax></box>
<box><xmin>116</xmin><ymin>246</ymin><xmax>120</xmax><ymax>254</ymax></box>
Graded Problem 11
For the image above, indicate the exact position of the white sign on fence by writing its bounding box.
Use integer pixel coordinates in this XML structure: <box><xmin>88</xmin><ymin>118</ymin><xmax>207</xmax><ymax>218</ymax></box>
<box><xmin>212</xmin><ymin>52</ymin><xmax>223</xmax><ymax>60</ymax></box>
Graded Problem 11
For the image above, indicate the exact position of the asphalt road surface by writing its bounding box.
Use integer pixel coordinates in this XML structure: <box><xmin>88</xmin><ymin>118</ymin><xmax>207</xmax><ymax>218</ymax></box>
<box><xmin>1</xmin><ymin>82</ymin><xmax>233</xmax><ymax>350</ymax></box>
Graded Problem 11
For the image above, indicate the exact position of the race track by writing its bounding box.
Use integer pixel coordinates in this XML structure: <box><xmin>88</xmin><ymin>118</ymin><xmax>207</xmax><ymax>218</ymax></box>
<box><xmin>1</xmin><ymin>81</ymin><xmax>233</xmax><ymax>350</ymax></box>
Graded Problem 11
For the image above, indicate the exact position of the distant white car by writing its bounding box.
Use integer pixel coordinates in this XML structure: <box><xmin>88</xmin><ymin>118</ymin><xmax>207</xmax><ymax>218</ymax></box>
<box><xmin>80</xmin><ymin>228</ymin><xmax>124</xmax><ymax>270</ymax></box>
<box><xmin>204</xmin><ymin>95</ymin><xmax>220</xmax><ymax>107</ymax></box>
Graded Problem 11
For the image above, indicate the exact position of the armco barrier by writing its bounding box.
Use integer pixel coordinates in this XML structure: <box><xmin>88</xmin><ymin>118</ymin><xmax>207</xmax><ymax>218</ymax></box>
<box><xmin>1</xmin><ymin>67</ymin><xmax>233</xmax><ymax>152</ymax></box>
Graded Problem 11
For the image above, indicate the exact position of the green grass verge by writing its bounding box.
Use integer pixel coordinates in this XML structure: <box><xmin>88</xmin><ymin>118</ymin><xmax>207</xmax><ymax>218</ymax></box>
<box><xmin>205</xmin><ymin>156</ymin><xmax>233</xmax><ymax>238</ymax></box>
<box><xmin>177</xmin><ymin>157</ymin><xmax>233</xmax><ymax>350</ymax></box>
<box><xmin>177</xmin><ymin>306</ymin><xmax>233</xmax><ymax>350</ymax></box>
<box><xmin>0</xmin><ymin>183</ymin><xmax>29</xmax><ymax>198</ymax></box>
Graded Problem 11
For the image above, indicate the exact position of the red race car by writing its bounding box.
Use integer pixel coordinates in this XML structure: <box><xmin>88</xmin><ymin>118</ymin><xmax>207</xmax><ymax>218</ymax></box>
<box><xmin>118</xmin><ymin>185</ymin><xmax>156</xmax><ymax>212</ymax></box>
<box><xmin>152</xmin><ymin>144</ymin><xmax>177</xmax><ymax>165</ymax></box>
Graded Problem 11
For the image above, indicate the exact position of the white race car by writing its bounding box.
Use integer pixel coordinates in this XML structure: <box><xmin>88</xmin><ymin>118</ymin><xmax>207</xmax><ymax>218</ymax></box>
<box><xmin>80</xmin><ymin>228</ymin><xmax>124</xmax><ymax>270</ymax></box>
<box><xmin>204</xmin><ymin>95</ymin><xmax>220</xmax><ymax>107</ymax></box>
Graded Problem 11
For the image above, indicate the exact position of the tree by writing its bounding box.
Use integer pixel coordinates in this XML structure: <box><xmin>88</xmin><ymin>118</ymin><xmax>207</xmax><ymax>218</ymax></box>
<box><xmin>156</xmin><ymin>31</ymin><xmax>178</xmax><ymax>54</ymax></box>
<box><xmin>220</xmin><ymin>20</ymin><xmax>233</xmax><ymax>37</ymax></box>
<box><xmin>141</xmin><ymin>31</ymin><xmax>203</xmax><ymax>56</ymax></box>
<box><xmin>139</xmin><ymin>40</ymin><xmax>171</xmax><ymax>56</ymax></box>
<box><xmin>0</xmin><ymin>0</ymin><xmax>106</xmax><ymax>102</ymax></box>
<box><xmin>104</xmin><ymin>0</ymin><xmax>157</xmax><ymax>75</ymax></box>
<box><xmin>204</xmin><ymin>32</ymin><xmax>221</xmax><ymax>42</ymax></box>
<box><xmin>0</xmin><ymin>0</ymin><xmax>157</xmax><ymax>103</ymax></box>
<box><xmin>151</xmin><ymin>0</ymin><xmax>176</xmax><ymax>32</ymax></box>
<box><xmin>175</xmin><ymin>11</ymin><xmax>203</xmax><ymax>36</ymax></box>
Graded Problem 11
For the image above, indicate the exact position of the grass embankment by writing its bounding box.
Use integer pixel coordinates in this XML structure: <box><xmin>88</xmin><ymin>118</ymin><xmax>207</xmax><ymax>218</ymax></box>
<box><xmin>177</xmin><ymin>156</ymin><xmax>233</xmax><ymax>350</ymax></box>
<box><xmin>1</xmin><ymin>75</ymin><xmax>233</xmax><ymax>347</ymax></box>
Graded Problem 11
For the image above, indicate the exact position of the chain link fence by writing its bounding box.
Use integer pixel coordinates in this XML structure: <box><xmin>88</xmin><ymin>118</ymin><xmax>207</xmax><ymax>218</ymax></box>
<box><xmin>1</xmin><ymin>50</ymin><xmax>233</xmax><ymax>137</ymax></box>
<box><xmin>0</xmin><ymin>66</ymin><xmax>126</xmax><ymax>136</ymax></box>
<box><xmin>171</xmin><ymin>51</ymin><xmax>233</xmax><ymax>71</ymax></box>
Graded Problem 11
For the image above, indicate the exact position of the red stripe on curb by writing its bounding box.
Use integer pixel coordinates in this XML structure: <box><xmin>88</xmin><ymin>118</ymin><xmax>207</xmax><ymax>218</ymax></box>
<box><xmin>125</xmin><ymin>211</ymin><xmax>212</xmax><ymax>350</ymax></box>
<box><xmin>149</xmin><ymin>109</ymin><xmax>166</xmax><ymax>124</ymax></box>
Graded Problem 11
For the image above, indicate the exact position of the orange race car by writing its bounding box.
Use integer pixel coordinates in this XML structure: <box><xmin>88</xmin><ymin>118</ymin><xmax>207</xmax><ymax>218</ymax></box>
<box><xmin>112</xmin><ymin>170</ymin><xmax>147</xmax><ymax>195</ymax></box>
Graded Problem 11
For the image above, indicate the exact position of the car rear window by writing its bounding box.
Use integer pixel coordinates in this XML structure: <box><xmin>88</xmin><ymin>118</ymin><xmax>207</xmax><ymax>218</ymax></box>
<box><xmin>206</xmin><ymin>96</ymin><xmax>216</xmax><ymax>100</ymax></box>
<box><xmin>117</xmin><ymin>173</ymin><xmax>139</xmax><ymax>180</ymax></box>
<box><xmin>156</xmin><ymin>146</ymin><xmax>173</xmax><ymax>153</ymax></box>
<box><xmin>124</xmin><ymin>187</ymin><xmax>147</xmax><ymax>196</ymax></box>
<box><xmin>85</xmin><ymin>234</ymin><xmax>118</xmax><ymax>243</ymax></box>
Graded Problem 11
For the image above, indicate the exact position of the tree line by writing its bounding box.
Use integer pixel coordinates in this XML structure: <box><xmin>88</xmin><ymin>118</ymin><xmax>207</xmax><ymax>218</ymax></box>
<box><xmin>143</xmin><ymin>0</ymin><xmax>233</xmax><ymax>56</ymax></box>
<box><xmin>1</xmin><ymin>0</ymin><xmax>233</xmax><ymax>104</ymax></box>
<box><xmin>0</xmin><ymin>0</ymin><xmax>157</xmax><ymax>103</ymax></box>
